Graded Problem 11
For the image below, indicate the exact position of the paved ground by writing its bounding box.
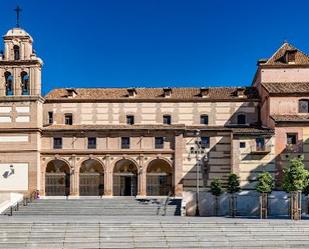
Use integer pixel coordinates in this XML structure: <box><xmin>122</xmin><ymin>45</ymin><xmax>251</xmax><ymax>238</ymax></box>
<box><xmin>1</xmin><ymin>216</ymin><xmax>309</xmax><ymax>248</ymax></box>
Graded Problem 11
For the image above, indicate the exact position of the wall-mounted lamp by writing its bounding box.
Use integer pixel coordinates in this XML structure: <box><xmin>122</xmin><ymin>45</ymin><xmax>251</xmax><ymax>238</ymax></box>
<box><xmin>9</xmin><ymin>165</ymin><xmax>15</xmax><ymax>175</ymax></box>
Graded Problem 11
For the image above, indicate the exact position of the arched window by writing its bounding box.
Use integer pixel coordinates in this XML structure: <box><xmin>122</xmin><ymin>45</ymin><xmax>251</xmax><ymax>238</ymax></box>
<box><xmin>163</xmin><ymin>115</ymin><xmax>171</xmax><ymax>125</ymax></box>
<box><xmin>237</xmin><ymin>114</ymin><xmax>246</xmax><ymax>125</ymax></box>
<box><xmin>4</xmin><ymin>72</ymin><xmax>13</xmax><ymax>96</ymax></box>
<box><xmin>200</xmin><ymin>114</ymin><xmax>209</xmax><ymax>125</ymax></box>
<box><xmin>21</xmin><ymin>72</ymin><xmax>29</xmax><ymax>95</ymax></box>
<box><xmin>299</xmin><ymin>99</ymin><xmax>309</xmax><ymax>113</ymax></box>
<box><xmin>13</xmin><ymin>45</ymin><xmax>20</xmax><ymax>60</ymax></box>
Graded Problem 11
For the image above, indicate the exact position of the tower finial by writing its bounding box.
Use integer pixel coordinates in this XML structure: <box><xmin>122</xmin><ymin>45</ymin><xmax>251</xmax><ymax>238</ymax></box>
<box><xmin>14</xmin><ymin>5</ymin><xmax>22</xmax><ymax>28</ymax></box>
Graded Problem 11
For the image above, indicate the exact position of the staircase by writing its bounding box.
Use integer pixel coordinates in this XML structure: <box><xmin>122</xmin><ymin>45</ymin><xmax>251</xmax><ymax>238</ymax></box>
<box><xmin>1</xmin><ymin>217</ymin><xmax>309</xmax><ymax>248</ymax></box>
<box><xmin>4</xmin><ymin>197</ymin><xmax>182</xmax><ymax>216</ymax></box>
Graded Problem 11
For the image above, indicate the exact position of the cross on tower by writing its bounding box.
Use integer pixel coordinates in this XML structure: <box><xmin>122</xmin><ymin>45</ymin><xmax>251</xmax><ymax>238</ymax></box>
<box><xmin>14</xmin><ymin>6</ymin><xmax>22</xmax><ymax>28</ymax></box>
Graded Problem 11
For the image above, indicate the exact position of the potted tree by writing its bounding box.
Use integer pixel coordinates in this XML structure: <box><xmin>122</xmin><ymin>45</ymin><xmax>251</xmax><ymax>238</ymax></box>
<box><xmin>227</xmin><ymin>173</ymin><xmax>240</xmax><ymax>217</ymax></box>
<box><xmin>302</xmin><ymin>176</ymin><xmax>309</xmax><ymax>215</ymax></box>
<box><xmin>256</xmin><ymin>172</ymin><xmax>274</xmax><ymax>219</ymax></box>
<box><xmin>282</xmin><ymin>156</ymin><xmax>309</xmax><ymax>220</ymax></box>
<box><xmin>210</xmin><ymin>178</ymin><xmax>223</xmax><ymax>216</ymax></box>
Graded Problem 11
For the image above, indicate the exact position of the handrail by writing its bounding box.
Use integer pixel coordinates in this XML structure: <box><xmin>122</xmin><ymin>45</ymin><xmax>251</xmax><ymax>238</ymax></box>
<box><xmin>6</xmin><ymin>190</ymin><xmax>38</xmax><ymax>216</ymax></box>
<box><xmin>162</xmin><ymin>192</ymin><xmax>173</xmax><ymax>216</ymax></box>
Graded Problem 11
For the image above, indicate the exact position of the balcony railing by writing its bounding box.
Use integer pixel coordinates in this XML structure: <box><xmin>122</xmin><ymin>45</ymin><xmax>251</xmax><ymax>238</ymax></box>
<box><xmin>284</xmin><ymin>144</ymin><xmax>303</xmax><ymax>153</ymax></box>
<box><xmin>251</xmin><ymin>144</ymin><xmax>272</xmax><ymax>154</ymax></box>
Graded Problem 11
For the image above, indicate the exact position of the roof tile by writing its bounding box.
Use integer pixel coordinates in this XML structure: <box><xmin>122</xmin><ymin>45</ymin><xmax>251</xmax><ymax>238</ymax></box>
<box><xmin>44</xmin><ymin>87</ymin><xmax>258</xmax><ymax>101</ymax></box>
<box><xmin>262</xmin><ymin>82</ymin><xmax>309</xmax><ymax>94</ymax></box>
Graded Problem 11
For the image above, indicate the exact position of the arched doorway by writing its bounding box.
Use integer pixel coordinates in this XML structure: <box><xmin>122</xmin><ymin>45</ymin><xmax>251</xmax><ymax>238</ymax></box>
<box><xmin>113</xmin><ymin>159</ymin><xmax>138</xmax><ymax>196</ymax></box>
<box><xmin>79</xmin><ymin>159</ymin><xmax>104</xmax><ymax>196</ymax></box>
<box><xmin>147</xmin><ymin>159</ymin><xmax>173</xmax><ymax>196</ymax></box>
<box><xmin>45</xmin><ymin>159</ymin><xmax>70</xmax><ymax>196</ymax></box>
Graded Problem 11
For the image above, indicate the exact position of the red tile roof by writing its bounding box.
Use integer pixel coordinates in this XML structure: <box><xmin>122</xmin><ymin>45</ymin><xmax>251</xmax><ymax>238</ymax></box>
<box><xmin>265</xmin><ymin>42</ymin><xmax>309</xmax><ymax>65</ymax></box>
<box><xmin>271</xmin><ymin>114</ymin><xmax>309</xmax><ymax>122</ymax></box>
<box><xmin>44</xmin><ymin>87</ymin><xmax>259</xmax><ymax>101</ymax></box>
<box><xmin>43</xmin><ymin>124</ymin><xmax>186</xmax><ymax>131</ymax></box>
<box><xmin>262</xmin><ymin>82</ymin><xmax>309</xmax><ymax>94</ymax></box>
<box><xmin>43</xmin><ymin>124</ymin><xmax>274</xmax><ymax>135</ymax></box>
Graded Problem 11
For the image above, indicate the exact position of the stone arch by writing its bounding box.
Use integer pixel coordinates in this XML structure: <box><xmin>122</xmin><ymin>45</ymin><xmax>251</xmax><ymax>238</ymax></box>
<box><xmin>146</xmin><ymin>158</ymin><xmax>173</xmax><ymax>196</ymax></box>
<box><xmin>113</xmin><ymin>158</ymin><xmax>138</xmax><ymax>196</ymax></box>
<box><xmin>79</xmin><ymin>159</ymin><xmax>105</xmax><ymax>196</ymax></box>
<box><xmin>144</xmin><ymin>156</ymin><xmax>173</xmax><ymax>169</ymax></box>
<box><xmin>45</xmin><ymin>159</ymin><xmax>71</xmax><ymax>196</ymax></box>
<box><xmin>77</xmin><ymin>157</ymin><xmax>106</xmax><ymax>173</ymax></box>
<box><xmin>44</xmin><ymin>157</ymin><xmax>71</xmax><ymax>173</ymax></box>
<box><xmin>4</xmin><ymin>71</ymin><xmax>13</xmax><ymax>96</ymax></box>
<box><xmin>13</xmin><ymin>45</ymin><xmax>20</xmax><ymax>60</ymax></box>
<box><xmin>21</xmin><ymin>71</ymin><xmax>29</xmax><ymax>95</ymax></box>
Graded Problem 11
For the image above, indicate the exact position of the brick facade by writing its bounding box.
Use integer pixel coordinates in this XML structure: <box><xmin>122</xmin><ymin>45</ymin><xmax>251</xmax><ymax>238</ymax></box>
<box><xmin>1</xmin><ymin>28</ymin><xmax>306</xmax><ymax>197</ymax></box>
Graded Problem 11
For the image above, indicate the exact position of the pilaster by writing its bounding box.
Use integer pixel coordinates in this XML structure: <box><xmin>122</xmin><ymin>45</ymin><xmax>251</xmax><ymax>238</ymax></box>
<box><xmin>174</xmin><ymin>133</ymin><xmax>184</xmax><ymax>196</ymax></box>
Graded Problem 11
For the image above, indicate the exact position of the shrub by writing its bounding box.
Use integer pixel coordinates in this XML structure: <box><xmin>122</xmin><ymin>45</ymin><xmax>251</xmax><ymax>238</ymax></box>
<box><xmin>256</xmin><ymin>172</ymin><xmax>274</xmax><ymax>194</ymax></box>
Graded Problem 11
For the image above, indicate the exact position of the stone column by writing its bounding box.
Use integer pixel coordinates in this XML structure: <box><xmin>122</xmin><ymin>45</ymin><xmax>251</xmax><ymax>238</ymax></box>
<box><xmin>104</xmin><ymin>155</ymin><xmax>113</xmax><ymax>196</ymax></box>
<box><xmin>20</xmin><ymin>43</ymin><xmax>25</xmax><ymax>60</ymax></box>
<box><xmin>41</xmin><ymin>168</ymin><xmax>45</xmax><ymax>196</ymax></box>
<box><xmin>70</xmin><ymin>156</ymin><xmax>79</xmax><ymax>196</ymax></box>
<box><xmin>174</xmin><ymin>133</ymin><xmax>184</xmax><ymax>197</ymax></box>
<box><xmin>138</xmin><ymin>155</ymin><xmax>146</xmax><ymax>196</ymax></box>
<box><xmin>4</xmin><ymin>43</ymin><xmax>9</xmax><ymax>60</ymax></box>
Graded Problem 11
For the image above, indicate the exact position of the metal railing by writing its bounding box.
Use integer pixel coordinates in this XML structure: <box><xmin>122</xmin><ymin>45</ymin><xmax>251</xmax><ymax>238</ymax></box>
<box><xmin>6</xmin><ymin>190</ymin><xmax>37</xmax><ymax>216</ymax></box>
<box><xmin>157</xmin><ymin>192</ymin><xmax>173</xmax><ymax>216</ymax></box>
<box><xmin>251</xmin><ymin>143</ymin><xmax>272</xmax><ymax>153</ymax></box>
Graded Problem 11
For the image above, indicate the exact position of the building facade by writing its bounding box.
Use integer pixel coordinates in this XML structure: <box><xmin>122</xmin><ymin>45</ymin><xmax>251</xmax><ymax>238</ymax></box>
<box><xmin>1</xmin><ymin>26</ymin><xmax>307</xmax><ymax>198</ymax></box>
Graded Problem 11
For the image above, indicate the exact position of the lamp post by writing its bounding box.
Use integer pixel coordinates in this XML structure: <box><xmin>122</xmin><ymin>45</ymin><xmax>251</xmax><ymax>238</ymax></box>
<box><xmin>188</xmin><ymin>130</ymin><xmax>207</xmax><ymax>216</ymax></box>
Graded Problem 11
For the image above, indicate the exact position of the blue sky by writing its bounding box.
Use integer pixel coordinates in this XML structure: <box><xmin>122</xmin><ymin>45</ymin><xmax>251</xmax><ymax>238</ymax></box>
<box><xmin>1</xmin><ymin>0</ymin><xmax>308</xmax><ymax>94</ymax></box>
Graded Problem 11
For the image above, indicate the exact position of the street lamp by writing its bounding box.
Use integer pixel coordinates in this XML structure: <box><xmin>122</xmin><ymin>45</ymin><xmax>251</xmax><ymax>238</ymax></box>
<box><xmin>187</xmin><ymin>130</ymin><xmax>208</xmax><ymax>216</ymax></box>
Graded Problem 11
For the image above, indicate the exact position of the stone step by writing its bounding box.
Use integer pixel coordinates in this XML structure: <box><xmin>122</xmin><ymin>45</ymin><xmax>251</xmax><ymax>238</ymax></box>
<box><xmin>3</xmin><ymin>198</ymin><xmax>182</xmax><ymax>217</ymax></box>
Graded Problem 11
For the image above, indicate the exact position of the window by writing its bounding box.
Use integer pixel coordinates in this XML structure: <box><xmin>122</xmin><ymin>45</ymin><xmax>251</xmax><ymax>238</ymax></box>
<box><xmin>13</xmin><ymin>45</ymin><xmax>20</xmax><ymax>60</ymax></box>
<box><xmin>21</xmin><ymin>72</ymin><xmax>29</xmax><ymax>95</ymax></box>
<box><xmin>287</xmin><ymin>133</ymin><xmax>297</xmax><ymax>145</ymax></box>
<box><xmin>256</xmin><ymin>137</ymin><xmax>265</xmax><ymax>150</ymax></box>
<box><xmin>163</xmin><ymin>115</ymin><xmax>171</xmax><ymax>125</ymax></box>
<box><xmin>65</xmin><ymin>113</ymin><xmax>73</xmax><ymax>125</ymax></box>
<box><xmin>200</xmin><ymin>115</ymin><xmax>209</xmax><ymax>125</ymax></box>
<box><xmin>240</xmin><ymin>142</ymin><xmax>246</xmax><ymax>148</ymax></box>
<box><xmin>286</xmin><ymin>50</ymin><xmax>296</xmax><ymax>63</ymax></box>
<box><xmin>299</xmin><ymin>100</ymin><xmax>309</xmax><ymax>113</ymax></box>
<box><xmin>88</xmin><ymin>137</ymin><xmax>97</xmax><ymax>149</ymax></box>
<box><xmin>4</xmin><ymin>72</ymin><xmax>13</xmax><ymax>96</ymax></box>
<box><xmin>155</xmin><ymin>137</ymin><xmax>164</xmax><ymax>149</ymax></box>
<box><xmin>53</xmin><ymin>137</ymin><xmax>62</xmax><ymax>149</ymax></box>
<box><xmin>200</xmin><ymin>137</ymin><xmax>210</xmax><ymax>149</ymax></box>
<box><xmin>126</xmin><ymin>115</ymin><xmax>134</xmax><ymax>125</ymax></box>
<box><xmin>237</xmin><ymin>114</ymin><xmax>246</xmax><ymax>125</ymax></box>
<box><xmin>48</xmin><ymin>112</ymin><xmax>53</xmax><ymax>124</ymax></box>
<box><xmin>121</xmin><ymin>137</ymin><xmax>130</xmax><ymax>149</ymax></box>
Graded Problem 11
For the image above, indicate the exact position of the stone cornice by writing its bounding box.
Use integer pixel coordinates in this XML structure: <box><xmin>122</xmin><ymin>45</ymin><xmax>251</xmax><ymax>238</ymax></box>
<box><xmin>0</xmin><ymin>128</ymin><xmax>41</xmax><ymax>133</ymax></box>
<box><xmin>44</xmin><ymin>98</ymin><xmax>260</xmax><ymax>104</ymax></box>
<box><xmin>40</xmin><ymin>150</ymin><xmax>174</xmax><ymax>155</ymax></box>
<box><xmin>0</xmin><ymin>95</ymin><xmax>45</xmax><ymax>103</ymax></box>
<box><xmin>0</xmin><ymin>60</ymin><xmax>42</xmax><ymax>66</ymax></box>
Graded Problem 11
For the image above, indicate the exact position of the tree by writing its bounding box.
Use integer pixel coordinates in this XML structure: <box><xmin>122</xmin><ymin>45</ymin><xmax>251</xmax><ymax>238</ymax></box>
<box><xmin>256</xmin><ymin>172</ymin><xmax>274</xmax><ymax>219</ymax></box>
<box><xmin>209</xmin><ymin>178</ymin><xmax>223</xmax><ymax>216</ymax></box>
<box><xmin>282</xmin><ymin>156</ymin><xmax>309</xmax><ymax>220</ymax></box>
<box><xmin>303</xmin><ymin>175</ymin><xmax>309</xmax><ymax>215</ymax></box>
<box><xmin>227</xmin><ymin>173</ymin><xmax>240</xmax><ymax>217</ymax></box>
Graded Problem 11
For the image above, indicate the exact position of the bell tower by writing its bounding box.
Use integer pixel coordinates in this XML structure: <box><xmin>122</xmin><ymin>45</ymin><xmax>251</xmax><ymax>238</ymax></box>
<box><xmin>0</xmin><ymin>7</ymin><xmax>44</xmax><ymax>195</ymax></box>
<box><xmin>0</xmin><ymin>6</ymin><xmax>42</xmax><ymax>97</ymax></box>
